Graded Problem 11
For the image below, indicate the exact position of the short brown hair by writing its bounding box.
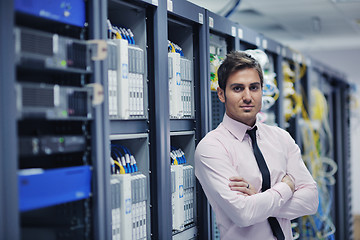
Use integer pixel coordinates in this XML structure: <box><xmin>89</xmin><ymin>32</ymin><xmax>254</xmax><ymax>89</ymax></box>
<box><xmin>217</xmin><ymin>51</ymin><xmax>263</xmax><ymax>90</ymax></box>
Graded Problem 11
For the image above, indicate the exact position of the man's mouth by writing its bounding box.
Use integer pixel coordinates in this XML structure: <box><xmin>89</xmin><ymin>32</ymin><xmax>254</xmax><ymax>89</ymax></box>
<box><xmin>240</xmin><ymin>105</ymin><xmax>254</xmax><ymax>111</ymax></box>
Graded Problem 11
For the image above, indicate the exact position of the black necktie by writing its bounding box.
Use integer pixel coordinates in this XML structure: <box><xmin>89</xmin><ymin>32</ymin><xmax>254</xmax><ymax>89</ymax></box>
<box><xmin>247</xmin><ymin>126</ymin><xmax>285</xmax><ymax>240</ymax></box>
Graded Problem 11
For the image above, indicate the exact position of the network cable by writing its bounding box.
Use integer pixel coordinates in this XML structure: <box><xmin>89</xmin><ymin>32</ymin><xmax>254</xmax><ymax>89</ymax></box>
<box><xmin>297</xmin><ymin>86</ymin><xmax>337</xmax><ymax>240</ymax></box>
<box><xmin>111</xmin><ymin>146</ymin><xmax>126</xmax><ymax>174</ymax></box>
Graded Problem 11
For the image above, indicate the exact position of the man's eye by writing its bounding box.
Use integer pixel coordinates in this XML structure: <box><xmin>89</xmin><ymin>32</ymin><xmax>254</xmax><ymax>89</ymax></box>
<box><xmin>233</xmin><ymin>87</ymin><xmax>243</xmax><ymax>91</ymax></box>
<box><xmin>250</xmin><ymin>86</ymin><xmax>259</xmax><ymax>91</ymax></box>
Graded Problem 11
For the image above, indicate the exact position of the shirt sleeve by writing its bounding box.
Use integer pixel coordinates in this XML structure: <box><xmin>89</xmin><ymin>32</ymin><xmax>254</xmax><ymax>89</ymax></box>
<box><xmin>272</xmin><ymin>131</ymin><xmax>319</xmax><ymax>220</ymax></box>
<box><xmin>195</xmin><ymin>136</ymin><xmax>293</xmax><ymax>227</ymax></box>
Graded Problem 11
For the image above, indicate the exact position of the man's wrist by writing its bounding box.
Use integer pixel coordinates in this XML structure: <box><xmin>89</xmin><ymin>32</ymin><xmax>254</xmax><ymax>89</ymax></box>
<box><xmin>272</xmin><ymin>182</ymin><xmax>293</xmax><ymax>202</ymax></box>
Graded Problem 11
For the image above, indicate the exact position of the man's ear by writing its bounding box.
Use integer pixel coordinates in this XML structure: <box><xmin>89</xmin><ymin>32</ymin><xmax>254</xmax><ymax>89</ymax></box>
<box><xmin>217</xmin><ymin>87</ymin><xmax>225</xmax><ymax>103</ymax></box>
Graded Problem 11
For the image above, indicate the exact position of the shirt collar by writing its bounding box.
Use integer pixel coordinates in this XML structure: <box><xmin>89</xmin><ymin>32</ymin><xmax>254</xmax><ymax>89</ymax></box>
<box><xmin>222</xmin><ymin>113</ymin><xmax>261</xmax><ymax>141</ymax></box>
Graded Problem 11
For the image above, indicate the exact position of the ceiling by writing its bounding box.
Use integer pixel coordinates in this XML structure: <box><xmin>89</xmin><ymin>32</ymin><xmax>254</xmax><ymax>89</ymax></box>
<box><xmin>187</xmin><ymin>0</ymin><xmax>360</xmax><ymax>83</ymax></box>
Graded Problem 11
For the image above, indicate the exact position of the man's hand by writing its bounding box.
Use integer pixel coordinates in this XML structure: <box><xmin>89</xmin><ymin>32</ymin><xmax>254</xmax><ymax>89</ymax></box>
<box><xmin>282</xmin><ymin>174</ymin><xmax>295</xmax><ymax>193</ymax></box>
<box><xmin>229</xmin><ymin>176</ymin><xmax>257</xmax><ymax>196</ymax></box>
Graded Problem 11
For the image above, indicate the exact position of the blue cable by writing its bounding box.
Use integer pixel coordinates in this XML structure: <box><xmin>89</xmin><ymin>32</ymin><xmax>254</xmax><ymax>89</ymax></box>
<box><xmin>114</xmin><ymin>144</ymin><xmax>136</xmax><ymax>173</ymax></box>
<box><xmin>116</xmin><ymin>144</ymin><xmax>132</xmax><ymax>173</ymax></box>
<box><xmin>225</xmin><ymin>0</ymin><xmax>241</xmax><ymax>18</ymax></box>
<box><xmin>122</xmin><ymin>145</ymin><xmax>138</xmax><ymax>172</ymax></box>
<box><xmin>171</xmin><ymin>146</ymin><xmax>179</xmax><ymax>164</ymax></box>
<box><xmin>121</xmin><ymin>28</ymin><xmax>131</xmax><ymax>44</ymax></box>
<box><xmin>119</xmin><ymin>145</ymin><xmax>134</xmax><ymax>173</ymax></box>
<box><xmin>111</xmin><ymin>147</ymin><xmax>125</xmax><ymax>173</ymax></box>
<box><xmin>126</xmin><ymin>28</ymin><xmax>135</xmax><ymax>45</ymax></box>
<box><xmin>111</xmin><ymin>144</ymin><xmax>129</xmax><ymax>173</ymax></box>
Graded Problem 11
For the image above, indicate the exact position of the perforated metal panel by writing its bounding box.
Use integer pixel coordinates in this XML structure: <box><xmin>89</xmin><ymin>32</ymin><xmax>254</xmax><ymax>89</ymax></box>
<box><xmin>211</xmin><ymin>91</ymin><xmax>224</xmax><ymax>130</ymax></box>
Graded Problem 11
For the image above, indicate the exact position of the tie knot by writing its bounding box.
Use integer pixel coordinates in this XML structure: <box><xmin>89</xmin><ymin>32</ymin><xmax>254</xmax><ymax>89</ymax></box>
<box><xmin>246</xmin><ymin>126</ymin><xmax>258</xmax><ymax>140</ymax></box>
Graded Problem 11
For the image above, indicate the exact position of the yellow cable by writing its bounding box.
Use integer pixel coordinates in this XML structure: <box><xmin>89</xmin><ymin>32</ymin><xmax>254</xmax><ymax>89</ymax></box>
<box><xmin>169</xmin><ymin>42</ymin><xmax>176</xmax><ymax>53</ymax></box>
<box><xmin>115</xmin><ymin>31</ymin><xmax>121</xmax><ymax>39</ymax></box>
<box><xmin>114</xmin><ymin>160</ymin><xmax>126</xmax><ymax>174</ymax></box>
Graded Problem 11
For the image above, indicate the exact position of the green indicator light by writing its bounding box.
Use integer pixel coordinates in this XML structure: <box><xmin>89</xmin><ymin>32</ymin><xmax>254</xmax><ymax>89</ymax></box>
<box><xmin>59</xmin><ymin>137</ymin><xmax>64</xmax><ymax>143</ymax></box>
<box><xmin>61</xmin><ymin>60</ymin><xmax>67</xmax><ymax>66</ymax></box>
<box><xmin>62</xmin><ymin>110</ymin><xmax>67</xmax><ymax>116</ymax></box>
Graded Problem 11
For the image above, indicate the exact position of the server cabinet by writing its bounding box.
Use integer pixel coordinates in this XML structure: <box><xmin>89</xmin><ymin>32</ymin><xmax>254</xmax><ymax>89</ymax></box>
<box><xmin>105</xmin><ymin>0</ymin><xmax>157</xmax><ymax>239</ymax></box>
<box><xmin>332</xmin><ymin>78</ymin><xmax>352</xmax><ymax>240</ymax></box>
<box><xmin>10</xmin><ymin>0</ymin><xmax>110</xmax><ymax>239</ymax></box>
<box><xmin>167</xmin><ymin>1</ymin><xmax>206</xmax><ymax>239</ymax></box>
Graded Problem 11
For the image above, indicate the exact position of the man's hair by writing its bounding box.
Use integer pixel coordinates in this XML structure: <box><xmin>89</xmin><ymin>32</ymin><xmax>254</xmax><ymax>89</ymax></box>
<box><xmin>217</xmin><ymin>51</ymin><xmax>264</xmax><ymax>90</ymax></box>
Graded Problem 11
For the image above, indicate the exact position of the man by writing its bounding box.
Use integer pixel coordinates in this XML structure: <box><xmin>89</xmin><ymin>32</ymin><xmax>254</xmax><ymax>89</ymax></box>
<box><xmin>195</xmin><ymin>51</ymin><xmax>318</xmax><ymax>240</ymax></box>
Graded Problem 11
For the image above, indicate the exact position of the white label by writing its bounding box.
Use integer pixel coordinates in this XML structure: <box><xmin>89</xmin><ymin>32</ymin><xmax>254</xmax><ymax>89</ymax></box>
<box><xmin>276</xmin><ymin>46</ymin><xmax>281</xmax><ymax>55</ymax></box>
<box><xmin>198</xmin><ymin>13</ymin><xmax>203</xmax><ymax>24</ymax></box>
<box><xmin>53</xmin><ymin>34</ymin><xmax>59</xmax><ymax>54</ymax></box>
<box><xmin>209</xmin><ymin>17</ymin><xmax>214</xmax><ymax>28</ymax></box>
<box><xmin>282</xmin><ymin>48</ymin><xmax>286</xmax><ymax>57</ymax></box>
<box><xmin>238</xmin><ymin>28</ymin><xmax>243</xmax><ymax>39</ymax></box>
<box><xmin>262</xmin><ymin>39</ymin><xmax>268</xmax><ymax>49</ymax></box>
<box><xmin>298</xmin><ymin>53</ymin><xmax>305</xmax><ymax>63</ymax></box>
<box><xmin>255</xmin><ymin>37</ymin><xmax>260</xmax><ymax>46</ymax></box>
<box><xmin>152</xmin><ymin>0</ymin><xmax>158</xmax><ymax>6</ymax></box>
<box><xmin>231</xmin><ymin>26</ymin><xmax>236</xmax><ymax>37</ymax></box>
<box><xmin>167</xmin><ymin>0</ymin><xmax>173</xmax><ymax>12</ymax></box>
<box><xmin>209</xmin><ymin>45</ymin><xmax>216</xmax><ymax>55</ymax></box>
<box><xmin>54</xmin><ymin>85</ymin><xmax>60</xmax><ymax>107</ymax></box>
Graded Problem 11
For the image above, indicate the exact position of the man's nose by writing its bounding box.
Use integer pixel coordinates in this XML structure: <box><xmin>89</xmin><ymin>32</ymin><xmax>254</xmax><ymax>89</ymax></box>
<box><xmin>242</xmin><ymin>88</ymin><xmax>252</xmax><ymax>102</ymax></box>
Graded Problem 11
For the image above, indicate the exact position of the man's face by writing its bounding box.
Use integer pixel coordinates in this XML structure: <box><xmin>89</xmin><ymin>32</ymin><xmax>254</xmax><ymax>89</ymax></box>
<box><xmin>217</xmin><ymin>68</ymin><xmax>262</xmax><ymax>126</ymax></box>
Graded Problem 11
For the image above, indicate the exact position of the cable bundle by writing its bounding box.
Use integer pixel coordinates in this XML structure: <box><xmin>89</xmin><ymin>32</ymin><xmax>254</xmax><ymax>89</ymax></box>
<box><xmin>210</xmin><ymin>53</ymin><xmax>224</xmax><ymax>91</ymax></box>
<box><xmin>168</xmin><ymin>40</ymin><xmax>184</xmax><ymax>56</ymax></box>
<box><xmin>296</xmin><ymin>87</ymin><xmax>337</xmax><ymax>240</ymax></box>
<box><xmin>107</xmin><ymin>19</ymin><xmax>135</xmax><ymax>44</ymax></box>
<box><xmin>170</xmin><ymin>146</ymin><xmax>187</xmax><ymax>165</ymax></box>
<box><xmin>110</xmin><ymin>144</ymin><xmax>138</xmax><ymax>174</ymax></box>
<box><xmin>283</xmin><ymin>61</ymin><xmax>303</xmax><ymax>122</ymax></box>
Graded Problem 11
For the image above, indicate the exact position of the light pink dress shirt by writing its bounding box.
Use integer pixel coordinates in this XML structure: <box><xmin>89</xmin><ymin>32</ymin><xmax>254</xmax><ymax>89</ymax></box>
<box><xmin>195</xmin><ymin>113</ymin><xmax>318</xmax><ymax>240</ymax></box>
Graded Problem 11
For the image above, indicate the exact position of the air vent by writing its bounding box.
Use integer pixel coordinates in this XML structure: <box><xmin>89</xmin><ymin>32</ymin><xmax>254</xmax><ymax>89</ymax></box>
<box><xmin>67</xmin><ymin>42</ymin><xmax>87</xmax><ymax>69</ymax></box>
<box><xmin>22</xmin><ymin>87</ymin><xmax>54</xmax><ymax>107</ymax></box>
<box><xmin>21</xmin><ymin>31</ymin><xmax>53</xmax><ymax>56</ymax></box>
<box><xmin>68</xmin><ymin>91</ymin><xmax>88</xmax><ymax>117</ymax></box>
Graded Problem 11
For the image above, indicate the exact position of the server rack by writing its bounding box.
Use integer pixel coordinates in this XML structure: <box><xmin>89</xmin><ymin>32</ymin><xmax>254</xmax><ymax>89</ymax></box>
<box><xmin>105</xmin><ymin>0</ymin><xmax>156</xmax><ymax>239</ymax></box>
<box><xmin>167</xmin><ymin>2</ymin><xmax>207</xmax><ymax>239</ymax></box>
<box><xmin>258</xmin><ymin>35</ymin><xmax>285</xmax><ymax>128</ymax></box>
<box><xmin>237</xmin><ymin>25</ymin><xmax>285</xmax><ymax>128</ymax></box>
<box><xmin>332</xmin><ymin>77</ymin><xmax>352</xmax><ymax>240</ymax></box>
<box><xmin>280</xmin><ymin>47</ymin><xmax>302</xmax><ymax>145</ymax></box>
<box><xmin>294</xmin><ymin>56</ymin><xmax>351</xmax><ymax>239</ymax></box>
<box><xmin>3</xmin><ymin>0</ymin><xmax>110</xmax><ymax>239</ymax></box>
